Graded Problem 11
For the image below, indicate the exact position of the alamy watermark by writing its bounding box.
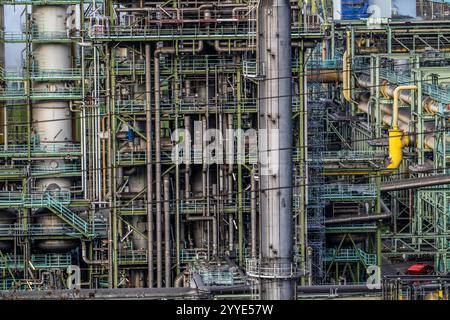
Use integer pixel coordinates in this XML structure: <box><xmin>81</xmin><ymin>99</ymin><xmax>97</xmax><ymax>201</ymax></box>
<box><xmin>170</xmin><ymin>121</ymin><xmax>281</xmax><ymax>176</ymax></box>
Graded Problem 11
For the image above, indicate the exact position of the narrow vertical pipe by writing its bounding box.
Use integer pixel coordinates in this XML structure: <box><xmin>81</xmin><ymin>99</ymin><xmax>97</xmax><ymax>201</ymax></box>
<box><xmin>111</xmin><ymin>48</ymin><xmax>118</xmax><ymax>288</ymax></box>
<box><xmin>250</xmin><ymin>169</ymin><xmax>257</xmax><ymax>258</ymax></box>
<box><xmin>228</xmin><ymin>213</ymin><xmax>234</xmax><ymax>252</ymax></box>
<box><xmin>163</xmin><ymin>175</ymin><xmax>171</xmax><ymax>287</ymax></box>
<box><xmin>105</xmin><ymin>50</ymin><xmax>114</xmax><ymax>288</ymax></box>
<box><xmin>145</xmin><ymin>44</ymin><xmax>154</xmax><ymax>288</ymax></box>
<box><xmin>184</xmin><ymin>115</ymin><xmax>191</xmax><ymax>200</ymax></box>
<box><xmin>236</xmin><ymin>64</ymin><xmax>243</xmax><ymax>265</ymax></box>
<box><xmin>154</xmin><ymin>51</ymin><xmax>163</xmax><ymax>288</ymax></box>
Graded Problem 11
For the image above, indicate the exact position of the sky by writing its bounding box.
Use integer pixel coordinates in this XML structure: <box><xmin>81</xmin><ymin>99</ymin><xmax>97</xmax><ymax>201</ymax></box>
<box><xmin>4</xmin><ymin>6</ymin><xmax>24</xmax><ymax>70</ymax></box>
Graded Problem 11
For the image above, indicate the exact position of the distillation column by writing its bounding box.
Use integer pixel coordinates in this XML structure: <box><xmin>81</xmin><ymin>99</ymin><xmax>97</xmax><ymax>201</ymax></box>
<box><xmin>31</xmin><ymin>6</ymin><xmax>76</xmax><ymax>252</ymax></box>
<box><xmin>32</xmin><ymin>6</ymin><xmax>73</xmax><ymax>191</ymax></box>
<box><xmin>254</xmin><ymin>0</ymin><xmax>296</xmax><ymax>300</ymax></box>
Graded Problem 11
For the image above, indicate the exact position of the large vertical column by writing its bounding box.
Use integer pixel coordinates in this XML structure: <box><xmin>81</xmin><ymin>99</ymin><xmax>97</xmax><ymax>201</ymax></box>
<box><xmin>32</xmin><ymin>6</ymin><xmax>72</xmax><ymax>191</ymax></box>
<box><xmin>255</xmin><ymin>0</ymin><xmax>296</xmax><ymax>300</ymax></box>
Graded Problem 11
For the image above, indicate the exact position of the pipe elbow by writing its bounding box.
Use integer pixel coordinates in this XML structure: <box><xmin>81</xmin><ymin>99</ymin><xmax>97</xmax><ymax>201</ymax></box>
<box><xmin>387</xmin><ymin>128</ymin><xmax>406</xmax><ymax>169</ymax></box>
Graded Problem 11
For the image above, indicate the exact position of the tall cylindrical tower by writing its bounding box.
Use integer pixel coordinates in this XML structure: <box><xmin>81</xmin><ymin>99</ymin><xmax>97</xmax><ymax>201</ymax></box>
<box><xmin>252</xmin><ymin>0</ymin><xmax>298</xmax><ymax>300</ymax></box>
<box><xmin>32</xmin><ymin>6</ymin><xmax>73</xmax><ymax>191</ymax></box>
<box><xmin>31</xmin><ymin>5</ymin><xmax>76</xmax><ymax>252</ymax></box>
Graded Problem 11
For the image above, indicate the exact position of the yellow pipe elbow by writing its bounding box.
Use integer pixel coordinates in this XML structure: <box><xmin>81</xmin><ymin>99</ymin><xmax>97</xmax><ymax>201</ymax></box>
<box><xmin>387</xmin><ymin>128</ymin><xmax>405</xmax><ymax>169</ymax></box>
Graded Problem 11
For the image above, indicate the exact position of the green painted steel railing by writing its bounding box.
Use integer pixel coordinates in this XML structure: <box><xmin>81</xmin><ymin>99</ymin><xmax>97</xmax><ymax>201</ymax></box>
<box><xmin>0</xmin><ymin>31</ymin><xmax>79</xmax><ymax>43</ymax></box>
<box><xmin>323</xmin><ymin>248</ymin><xmax>377</xmax><ymax>266</ymax></box>
<box><xmin>0</xmin><ymin>223</ymin><xmax>81</xmax><ymax>236</ymax></box>
<box><xmin>0</xmin><ymin>253</ymin><xmax>72</xmax><ymax>269</ymax></box>
<box><xmin>116</xmin><ymin>151</ymin><xmax>147</xmax><ymax>164</ymax></box>
<box><xmin>0</xmin><ymin>68</ymin><xmax>82</xmax><ymax>81</ymax></box>
<box><xmin>116</xmin><ymin>100</ymin><xmax>145</xmax><ymax>113</ymax></box>
<box><xmin>380</xmin><ymin>68</ymin><xmax>450</xmax><ymax>104</ymax></box>
<box><xmin>0</xmin><ymin>143</ymin><xmax>81</xmax><ymax>157</ymax></box>
<box><xmin>0</xmin><ymin>87</ymin><xmax>82</xmax><ymax>100</ymax></box>
<box><xmin>313</xmin><ymin>150</ymin><xmax>386</xmax><ymax>162</ymax></box>
<box><xmin>46</xmin><ymin>193</ymin><xmax>89</xmax><ymax>237</ymax></box>
<box><xmin>0</xmin><ymin>191</ymin><xmax>99</xmax><ymax>238</ymax></box>
<box><xmin>118</xmin><ymin>250</ymin><xmax>147</xmax><ymax>264</ymax></box>
<box><xmin>318</xmin><ymin>184</ymin><xmax>377</xmax><ymax>200</ymax></box>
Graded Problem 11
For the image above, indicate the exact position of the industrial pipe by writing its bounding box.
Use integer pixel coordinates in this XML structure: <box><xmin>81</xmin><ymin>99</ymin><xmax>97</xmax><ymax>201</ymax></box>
<box><xmin>325</xmin><ymin>213</ymin><xmax>391</xmax><ymax>224</ymax></box>
<box><xmin>381</xmin><ymin>174</ymin><xmax>450</xmax><ymax>192</ymax></box>
<box><xmin>387</xmin><ymin>86</ymin><xmax>417</xmax><ymax>169</ymax></box>
<box><xmin>81</xmin><ymin>241</ymin><xmax>109</xmax><ymax>265</ymax></box>
<box><xmin>163</xmin><ymin>175</ymin><xmax>171</xmax><ymax>287</ymax></box>
<box><xmin>213</xmin><ymin>40</ymin><xmax>254</xmax><ymax>53</ymax></box>
<box><xmin>250</xmin><ymin>169</ymin><xmax>257</xmax><ymax>258</ymax></box>
<box><xmin>145</xmin><ymin>44</ymin><xmax>154</xmax><ymax>288</ymax></box>
<box><xmin>342</xmin><ymin>51</ymin><xmax>352</xmax><ymax>103</ymax></box>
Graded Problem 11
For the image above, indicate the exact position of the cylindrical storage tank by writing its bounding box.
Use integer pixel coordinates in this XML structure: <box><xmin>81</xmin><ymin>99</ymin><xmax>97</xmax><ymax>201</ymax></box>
<box><xmin>36</xmin><ymin>177</ymin><xmax>72</xmax><ymax>191</ymax></box>
<box><xmin>32</xmin><ymin>6</ymin><xmax>68</xmax><ymax>34</ymax></box>
<box><xmin>32</xmin><ymin>100</ymin><xmax>72</xmax><ymax>143</ymax></box>
<box><xmin>0</xmin><ymin>210</ymin><xmax>17</xmax><ymax>252</ymax></box>
<box><xmin>33</xmin><ymin>210</ymin><xmax>78</xmax><ymax>252</ymax></box>
<box><xmin>33</xmin><ymin>44</ymin><xmax>71</xmax><ymax>70</ymax></box>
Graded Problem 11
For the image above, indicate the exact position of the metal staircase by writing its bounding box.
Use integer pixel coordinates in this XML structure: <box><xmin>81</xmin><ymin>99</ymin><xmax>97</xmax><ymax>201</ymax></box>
<box><xmin>45</xmin><ymin>194</ymin><xmax>90</xmax><ymax>237</ymax></box>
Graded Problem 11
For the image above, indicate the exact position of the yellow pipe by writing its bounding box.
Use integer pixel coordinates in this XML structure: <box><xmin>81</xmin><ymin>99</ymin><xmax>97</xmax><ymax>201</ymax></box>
<box><xmin>342</xmin><ymin>50</ymin><xmax>355</xmax><ymax>103</ymax></box>
<box><xmin>387</xmin><ymin>129</ymin><xmax>406</xmax><ymax>169</ymax></box>
<box><xmin>387</xmin><ymin>85</ymin><xmax>417</xmax><ymax>169</ymax></box>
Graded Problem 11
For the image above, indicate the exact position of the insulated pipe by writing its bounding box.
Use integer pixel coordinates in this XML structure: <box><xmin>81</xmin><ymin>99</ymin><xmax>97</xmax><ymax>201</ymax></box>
<box><xmin>325</xmin><ymin>213</ymin><xmax>391</xmax><ymax>224</ymax></box>
<box><xmin>392</xmin><ymin>86</ymin><xmax>417</xmax><ymax>129</ymax></box>
<box><xmin>357</xmin><ymin>102</ymin><xmax>438</xmax><ymax>150</ymax></box>
<box><xmin>145</xmin><ymin>44</ymin><xmax>154</xmax><ymax>288</ymax></box>
<box><xmin>163</xmin><ymin>175</ymin><xmax>171</xmax><ymax>287</ymax></box>
<box><xmin>297</xmin><ymin>285</ymin><xmax>381</xmax><ymax>294</ymax></box>
<box><xmin>381</xmin><ymin>174</ymin><xmax>450</xmax><ymax>192</ymax></box>
<box><xmin>387</xmin><ymin>86</ymin><xmax>417</xmax><ymax>169</ymax></box>
<box><xmin>306</xmin><ymin>70</ymin><xmax>343</xmax><ymax>83</ymax></box>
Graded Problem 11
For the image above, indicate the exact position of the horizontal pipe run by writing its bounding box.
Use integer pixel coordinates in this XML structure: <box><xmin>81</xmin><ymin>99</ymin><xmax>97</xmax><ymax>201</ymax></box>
<box><xmin>325</xmin><ymin>213</ymin><xmax>391</xmax><ymax>224</ymax></box>
<box><xmin>381</xmin><ymin>174</ymin><xmax>450</xmax><ymax>192</ymax></box>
